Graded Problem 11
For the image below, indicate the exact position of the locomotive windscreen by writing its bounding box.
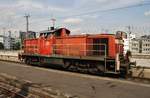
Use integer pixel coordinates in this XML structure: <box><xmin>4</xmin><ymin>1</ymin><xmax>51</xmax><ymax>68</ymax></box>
<box><xmin>93</xmin><ymin>38</ymin><xmax>108</xmax><ymax>56</ymax></box>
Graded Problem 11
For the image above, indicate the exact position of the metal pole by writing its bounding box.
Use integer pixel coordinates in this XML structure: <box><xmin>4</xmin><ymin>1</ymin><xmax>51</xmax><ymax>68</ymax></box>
<box><xmin>127</xmin><ymin>26</ymin><xmax>131</xmax><ymax>51</ymax></box>
<box><xmin>3</xmin><ymin>27</ymin><xmax>6</xmax><ymax>50</ymax></box>
<box><xmin>104</xmin><ymin>44</ymin><xmax>107</xmax><ymax>72</ymax></box>
<box><xmin>24</xmin><ymin>14</ymin><xmax>30</xmax><ymax>38</ymax></box>
<box><xmin>51</xmin><ymin>18</ymin><xmax>56</xmax><ymax>27</ymax></box>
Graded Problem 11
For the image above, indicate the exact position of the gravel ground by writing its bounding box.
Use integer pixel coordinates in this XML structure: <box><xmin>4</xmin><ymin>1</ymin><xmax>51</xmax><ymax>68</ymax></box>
<box><xmin>0</xmin><ymin>89</ymin><xmax>9</xmax><ymax>98</ymax></box>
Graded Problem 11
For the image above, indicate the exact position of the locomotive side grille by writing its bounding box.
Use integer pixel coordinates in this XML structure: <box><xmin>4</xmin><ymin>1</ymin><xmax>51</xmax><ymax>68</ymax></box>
<box><xmin>93</xmin><ymin>38</ymin><xmax>108</xmax><ymax>56</ymax></box>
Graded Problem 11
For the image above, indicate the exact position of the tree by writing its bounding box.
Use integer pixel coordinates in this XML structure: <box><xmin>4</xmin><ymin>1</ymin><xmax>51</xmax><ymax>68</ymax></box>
<box><xmin>0</xmin><ymin>42</ymin><xmax>4</xmax><ymax>50</ymax></box>
<box><xmin>13</xmin><ymin>42</ymin><xmax>21</xmax><ymax>50</ymax></box>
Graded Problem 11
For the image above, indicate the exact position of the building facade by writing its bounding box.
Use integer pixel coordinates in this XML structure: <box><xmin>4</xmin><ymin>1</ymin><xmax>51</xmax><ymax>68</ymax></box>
<box><xmin>130</xmin><ymin>39</ymin><xmax>140</xmax><ymax>53</ymax></box>
<box><xmin>141</xmin><ymin>38</ymin><xmax>150</xmax><ymax>54</ymax></box>
<box><xmin>122</xmin><ymin>33</ymin><xmax>136</xmax><ymax>54</ymax></box>
<box><xmin>130</xmin><ymin>35</ymin><xmax>150</xmax><ymax>54</ymax></box>
<box><xmin>19</xmin><ymin>31</ymin><xmax>36</xmax><ymax>44</ymax></box>
<box><xmin>0</xmin><ymin>34</ymin><xmax>20</xmax><ymax>50</ymax></box>
<box><xmin>0</xmin><ymin>35</ymin><xmax>4</xmax><ymax>43</ymax></box>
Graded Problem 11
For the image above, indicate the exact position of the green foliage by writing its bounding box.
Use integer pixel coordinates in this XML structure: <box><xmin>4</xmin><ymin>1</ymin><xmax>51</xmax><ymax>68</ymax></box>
<box><xmin>0</xmin><ymin>42</ymin><xmax>4</xmax><ymax>50</ymax></box>
<box><xmin>13</xmin><ymin>42</ymin><xmax>21</xmax><ymax>50</ymax></box>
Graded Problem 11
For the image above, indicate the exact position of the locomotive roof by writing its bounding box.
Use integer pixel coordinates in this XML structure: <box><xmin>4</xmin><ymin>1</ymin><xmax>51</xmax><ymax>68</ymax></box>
<box><xmin>68</xmin><ymin>33</ymin><xmax>115</xmax><ymax>37</ymax></box>
<box><xmin>39</xmin><ymin>28</ymin><xmax>70</xmax><ymax>34</ymax></box>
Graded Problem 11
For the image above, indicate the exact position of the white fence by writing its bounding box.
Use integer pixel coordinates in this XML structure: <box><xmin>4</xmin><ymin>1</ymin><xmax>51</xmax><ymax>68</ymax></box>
<box><xmin>0</xmin><ymin>50</ymin><xmax>21</xmax><ymax>56</ymax></box>
<box><xmin>0</xmin><ymin>50</ymin><xmax>20</xmax><ymax>62</ymax></box>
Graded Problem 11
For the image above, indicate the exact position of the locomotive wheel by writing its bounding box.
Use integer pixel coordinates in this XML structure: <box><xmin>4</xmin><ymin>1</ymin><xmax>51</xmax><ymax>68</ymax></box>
<box><xmin>25</xmin><ymin>58</ymin><xmax>31</xmax><ymax>65</ymax></box>
<box><xmin>120</xmin><ymin>65</ymin><xmax>130</xmax><ymax>78</ymax></box>
<box><xmin>96</xmin><ymin>65</ymin><xmax>105</xmax><ymax>75</ymax></box>
<box><xmin>63</xmin><ymin>61</ymin><xmax>71</xmax><ymax>69</ymax></box>
<box><xmin>97</xmin><ymin>65</ymin><xmax>105</xmax><ymax>72</ymax></box>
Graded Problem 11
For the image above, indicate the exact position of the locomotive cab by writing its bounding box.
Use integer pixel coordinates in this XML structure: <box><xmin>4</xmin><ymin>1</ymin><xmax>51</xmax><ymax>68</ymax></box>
<box><xmin>54</xmin><ymin>28</ymin><xmax>70</xmax><ymax>37</ymax></box>
<box><xmin>39</xmin><ymin>28</ymin><xmax>70</xmax><ymax>38</ymax></box>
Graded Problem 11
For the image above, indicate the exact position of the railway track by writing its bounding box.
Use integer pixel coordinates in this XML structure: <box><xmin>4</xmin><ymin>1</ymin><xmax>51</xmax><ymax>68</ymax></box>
<box><xmin>0</xmin><ymin>85</ymin><xmax>27</xmax><ymax>98</ymax></box>
<box><xmin>0</xmin><ymin>73</ymin><xmax>74</xmax><ymax>98</ymax></box>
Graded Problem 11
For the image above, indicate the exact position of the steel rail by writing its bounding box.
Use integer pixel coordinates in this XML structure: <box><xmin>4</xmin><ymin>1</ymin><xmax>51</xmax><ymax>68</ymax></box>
<box><xmin>0</xmin><ymin>85</ymin><xmax>27</xmax><ymax>98</ymax></box>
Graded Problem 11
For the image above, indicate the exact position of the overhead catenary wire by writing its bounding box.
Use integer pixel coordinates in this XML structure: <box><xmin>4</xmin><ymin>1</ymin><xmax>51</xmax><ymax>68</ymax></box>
<box><xmin>8</xmin><ymin>2</ymin><xmax>150</xmax><ymax>28</ymax></box>
<box><xmin>58</xmin><ymin>2</ymin><xmax>150</xmax><ymax>18</ymax></box>
<box><xmin>1</xmin><ymin>1</ymin><xmax>150</xmax><ymax>35</ymax></box>
<box><xmin>12</xmin><ymin>1</ymin><xmax>150</xmax><ymax>26</ymax></box>
<box><xmin>18</xmin><ymin>1</ymin><xmax>150</xmax><ymax>30</ymax></box>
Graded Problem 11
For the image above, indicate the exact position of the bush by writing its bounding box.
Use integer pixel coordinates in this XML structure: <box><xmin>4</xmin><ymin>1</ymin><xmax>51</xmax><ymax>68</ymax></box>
<box><xmin>0</xmin><ymin>42</ymin><xmax>4</xmax><ymax>50</ymax></box>
<box><xmin>13</xmin><ymin>42</ymin><xmax>21</xmax><ymax>50</ymax></box>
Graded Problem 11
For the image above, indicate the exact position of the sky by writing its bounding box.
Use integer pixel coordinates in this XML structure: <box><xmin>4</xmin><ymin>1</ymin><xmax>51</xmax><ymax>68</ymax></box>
<box><xmin>0</xmin><ymin>0</ymin><xmax>150</xmax><ymax>36</ymax></box>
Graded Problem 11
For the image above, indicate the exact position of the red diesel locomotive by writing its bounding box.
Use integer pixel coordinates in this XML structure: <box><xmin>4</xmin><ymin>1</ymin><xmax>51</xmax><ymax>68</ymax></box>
<box><xmin>19</xmin><ymin>27</ymin><xmax>132</xmax><ymax>76</ymax></box>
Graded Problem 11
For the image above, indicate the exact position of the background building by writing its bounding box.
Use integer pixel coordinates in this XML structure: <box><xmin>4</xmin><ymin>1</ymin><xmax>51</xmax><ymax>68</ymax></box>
<box><xmin>19</xmin><ymin>31</ymin><xmax>36</xmax><ymax>44</ymax></box>
<box><xmin>122</xmin><ymin>32</ymin><xmax>136</xmax><ymax>54</ymax></box>
<box><xmin>130</xmin><ymin>35</ymin><xmax>150</xmax><ymax>54</ymax></box>
<box><xmin>0</xmin><ymin>35</ymin><xmax>4</xmax><ymax>44</ymax></box>
<box><xmin>0</xmin><ymin>31</ymin><xmax>21</xmax><ymax>50</ymax></box>
<box><xmin>4</xmin><ymin>36</ymin><xmax>11</xmax><ymax>50</ymax></box>
<box><xmin>141</xmin><ymin>36</ymin><xmax>150</xmax><ymax>54</ymax></box>
<box><xmin>130</xmin><ymin>38</ymin><xmax>140</xmax><ymax>53</ymax></box>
